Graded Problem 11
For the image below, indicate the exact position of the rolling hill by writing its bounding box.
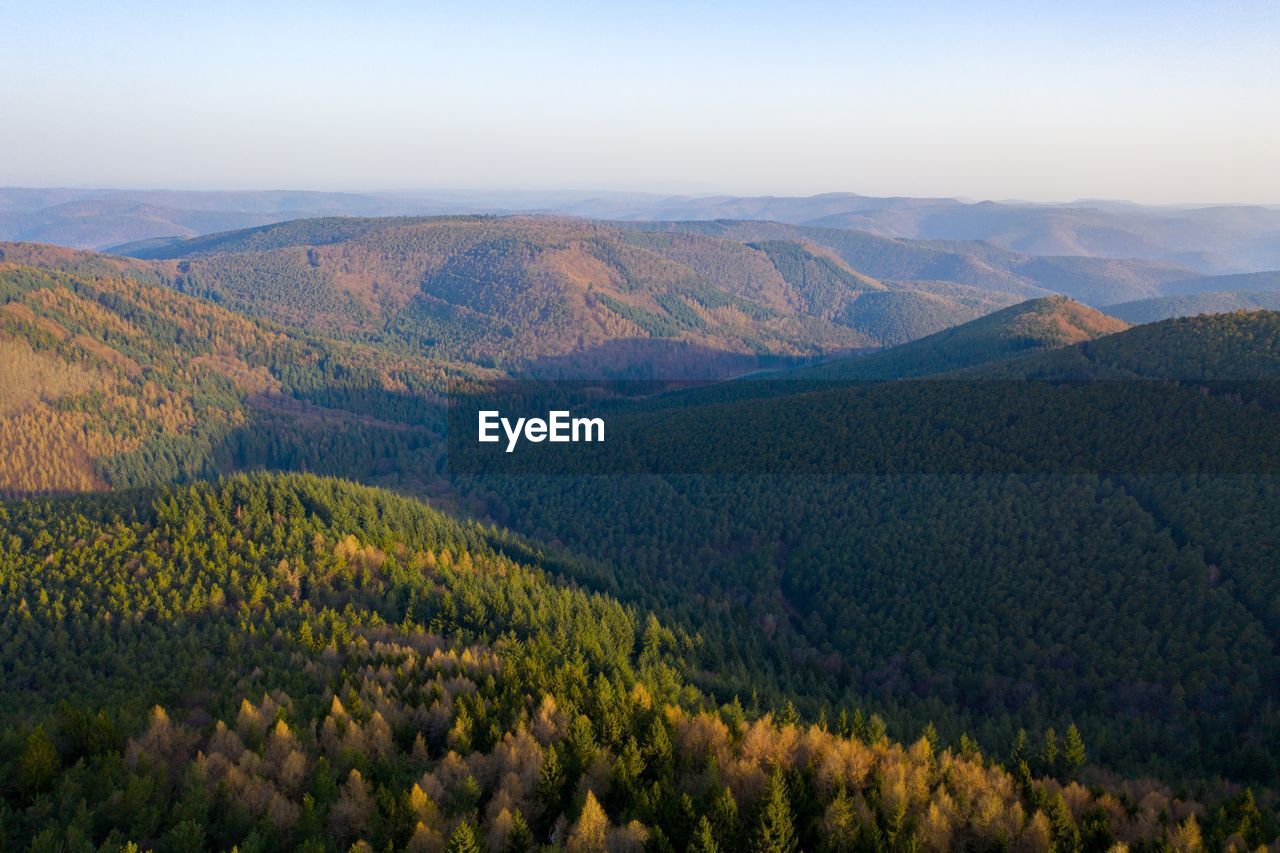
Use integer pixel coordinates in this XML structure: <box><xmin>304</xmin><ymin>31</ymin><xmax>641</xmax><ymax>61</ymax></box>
<box><xmin>110</xmin><ymin>216</ymin><xmax>1034</xmax><ymax>375</ymax></box>
<box><xmin>455</xmin><ymin>311</ymin><xmax>1280</xmax><ymax>787</ymax></box>
<box><xmin>786</xmin><ymin>296</ymin><xmax>1128</xmax><ymax>380</ymax></box>
<box><xmin>1157</xmin><ymin>270</ymin><xmax>1280</xmax><ymax>296</ymax></box>
<box><xmin>10</xmin><ymin>187</ymin><xmax>1280</xmax><ymax>274</ymax></box>
<box><xmin>622</xmin><ymin>220</ymin><xmax>1196</xmax><ymax>305</ymax></box>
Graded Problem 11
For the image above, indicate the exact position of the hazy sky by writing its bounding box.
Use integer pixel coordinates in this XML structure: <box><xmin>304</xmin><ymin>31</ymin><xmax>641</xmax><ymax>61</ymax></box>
<box><xmin>2</xmin><ymin>0</ymin><xmax>1277</xmax><ymax>203</ymax></box>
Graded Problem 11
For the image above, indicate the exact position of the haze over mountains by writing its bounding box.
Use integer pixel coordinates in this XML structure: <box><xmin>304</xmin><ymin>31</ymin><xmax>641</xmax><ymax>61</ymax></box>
<box><xmin>6</xmin><ymin>187</ymin><xmax>1280</xmax><ymax>275</ymax></box>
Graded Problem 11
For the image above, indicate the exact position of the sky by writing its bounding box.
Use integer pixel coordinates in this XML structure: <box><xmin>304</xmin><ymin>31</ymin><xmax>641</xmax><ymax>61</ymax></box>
<box><xmin>2</xmin><ymin>0</ymin><xmax>1277</xmax><ymax>204</ymax></box>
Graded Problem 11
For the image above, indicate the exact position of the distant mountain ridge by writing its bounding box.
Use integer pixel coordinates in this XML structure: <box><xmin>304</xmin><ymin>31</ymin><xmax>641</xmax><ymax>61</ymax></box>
<box><xmin>6</xmin><ymin>186</ymin><xmax>1280</xmax><ymax>272</ymax></box>
<box><xmin>1107</xmin><ymin>291</ymin><xmax>1280</xmax><ymax>324</ymax></box>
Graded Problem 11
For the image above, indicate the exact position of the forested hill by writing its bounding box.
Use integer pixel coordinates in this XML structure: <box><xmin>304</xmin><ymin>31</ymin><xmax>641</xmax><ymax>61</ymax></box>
<box><xmin>0</xmin><ymin>251</ymin><xmax>483</xmax><ymax>497</ymax></box>
<box><xmin>976</xmin><ymin>309</ymin><xmax>1280</xmax><ymax>380</ymax></box>
<box><xmin>0</xmin><ymin>473</ymin><xmax>1269</xmax><ymax>851</ymax></box>
<box><xmin>620</xmin><ymin>220</ymin><xmax>1196</xmax><ymax>305</ymax></box>
<box><xmin>784</xmin><ymin>296</ymin><xmax>1129</xmax><ymax>380</ymax></box>
<box><xmin>458</xmin><ymin>310</ymin><xmax>1280</xmax><ymax>791</ymax></box>
<box><xmin>110</xmin><ymin>216</ymin><xmax>1025</xmax><ymax>375</ymax></box>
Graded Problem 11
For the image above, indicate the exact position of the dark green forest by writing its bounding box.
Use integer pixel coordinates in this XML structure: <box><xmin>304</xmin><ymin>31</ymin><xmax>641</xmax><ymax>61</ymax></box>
<box><xmin>0</xmin><ymin>475</ymin><xmax>1269</xmax><ymax>851</ymax></box>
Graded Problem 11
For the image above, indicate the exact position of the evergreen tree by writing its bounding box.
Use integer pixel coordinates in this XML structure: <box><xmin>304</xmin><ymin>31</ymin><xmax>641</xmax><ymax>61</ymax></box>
<box><xmin>1009</xmin><ymin>729</ymin><xmax>1029</xmax><ymax>768</ymax></box>
<box><xmin>710</xmin><ymin>785</ymin><xmax>741</xmax><ymax>849</ymax></box>
<box><xmin>825</xmin><ymin>786</ymin><xmax>860</xmax><ymax>852</ymax></box>
<box><xmin>15</xmin><ymin>725</ymin><xmax>60</xmax><ymax>794</ymax></box>
<box><xmin>866</xmin><ymin>714</ymin><xmax>887</xmax><ymax>745</ymax></box>
<box><xmin>447</xmin><ymin>819</ymin><xmax>483</xmax><ymax>853</ymax></box>
<box><xmin>689</xmin><ymin>816</ymin><xmax>721</xmax><ymax>853</ymax></box>
<box><xmin>1062</xmin><ymin>724</ymin><xmax>1086</xmax><ymax>776</ymax></box>
<box><xmin>537</xmin><ymin>745</ymin><xmax>567</xmax><ymax>827</ymax></box>
<box><xmin>754</xmin><ymin>770</ymin><xmax>798</xmax><ymax>853</ymax></box>
<box><xmin>503</xmin><ymin>809</ymin><xmax>535</xmax><ymax>853</ymax></box>
<box><xmin>1046</xmin><ymin>793</ymin><xmax>1080</xmax><ymax>853</ymax></box>
<box><xmin>921</xmin><ymin>722</ymin><xmax>940</xmax><ymax>759</ymax></box>
<box><xmin>1041</xmin><ymin>727</ymin><xmax>1059</xmax><ymax>775</ymax></box>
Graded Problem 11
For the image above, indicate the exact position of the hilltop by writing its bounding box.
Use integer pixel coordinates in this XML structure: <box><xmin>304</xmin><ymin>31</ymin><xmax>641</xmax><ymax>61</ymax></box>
<box><xmin>975</xmin><ymin>309</ymin><xmax>1280</xmax><ymax>380</ymax></box>
<box><xmin>787</xmin><ymin>296</ymin><xmax>1128</xmax><ymax>379</ymax></box>
<box><xmin>623</xmin><ymin>220</ymin><xmax>1197</xmax><ymax>305</ymax></box>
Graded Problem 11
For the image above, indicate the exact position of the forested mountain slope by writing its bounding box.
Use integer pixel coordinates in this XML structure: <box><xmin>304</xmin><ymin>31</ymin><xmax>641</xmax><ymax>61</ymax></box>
<box><xmin>113</xmin><ymin>216</ymin><xmax>1026</xmax><ymax>374</ymax></box>
<box><xmin>0</xmin><ymin>248</ymin><xmax>477</xmax><ymax>497</ymax></box>
<box><xmin>786</xmin><ymin>296</ymin><xmax>1128</xmax><ymax>379</ymax></box>
<box><xmin>621</xmin><ymin>221</ymin><xmax>1195</xmax><ymax>305</ymax></box>
<box><xmin>457</xmin><ymin>312</ymin><xmax>1280</xmax><ymax>788</ymax></box>
<box><xmin>6</xmin><ymin>238</ymin><xmax>1280</xmax><ymax>844</ymax></box>
<box><xmin>0</xmin><ymin>473</ymin><xmax>1269</xmax><ymax>851</ymax></box>
<box><xmin>1155</xmin><ymin>270</ymin><xmax>1280</xmax><ymax>296</ymax></box>
<box><xmin>977</xmin><ymin>310</ymin><xmax>1280</xmax><ymax>379</ymax></box>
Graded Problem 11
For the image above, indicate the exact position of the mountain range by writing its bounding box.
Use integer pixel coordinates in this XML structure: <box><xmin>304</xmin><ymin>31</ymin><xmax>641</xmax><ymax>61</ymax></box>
<box><xmin>6</xmin><ymin>187</ymin><xmax>1280</xmax><ymax>274</ymax></box>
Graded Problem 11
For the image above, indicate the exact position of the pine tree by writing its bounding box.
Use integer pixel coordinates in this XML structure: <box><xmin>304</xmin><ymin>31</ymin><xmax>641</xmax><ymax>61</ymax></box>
<box><xmin>537</xmin><ymin>746</ymin><xmax>566</xmax><ymax>826</ymax></box>
<box><xmin>446</xmin><ymin>819</ymin><xmax>483</xmax><ymax>853</ymax></box>
<box><xmin>503</xmin><ymin>809</ymin><xmax>535</xmax><ymax>853</ymax></box>
<box><xmin>850</xmin><ymin>708</ymin><xmax>868</xmax><ymax>742</ymax></box>
<box><xmin>710</xmin><ymin>785</ymin><xmax>740</xmax><ymax>849</ymax></box>
<box><xmin>921</xmin><ymin>722</ymin><xmax>939</xmax><ymax>759</ymax></box>
<box><xmin>866</xmin><ymin>714</ymin><xmax>887</xmax><ymax>744</ymax></box>
<box><xmin>1236</xmin><ymin>789</ymin><xmax>1264</xmax><ymax>848</ymax></box>
<box><xmin>567</xmin><ymin>714</ymin><xmax>597</xmax><ymax>772</ymax></box>
<box><xmin>754</xmin><ymin>770</ymin><xmax>798</xmax><ymax>853</ymax></box>
<box><xmin>1062</xmin><ymin>724</ymin><xmax>1086</xmax><ymax>776</ymax></box>
<box><xmin>723</xmin><ymin>696</ymin><xmax>746</xmax><ymax>733</ymax></box>
<box><xmin>825</xmin><ymin>786</ymin><xmax>859</xmax><ymax>852</ymax></box>
<box><xmin>1041</xmin><ymin>727</ymin><xmax>1058</xmax><ymax>775</ymax></box>
<box><xmin>644</xmin><ymin>715</ymin><xmax>673</xmax><ymax>775</ymax></box>
<box><xmin>1046</xmin><ymin>792</ymin><xmax>1080</xmax><ymax>853</ymax></box>
<box><xmin>689</xmin><ymin>816</ymin><xmax>720</xmax><ymax>853</ymax></box>
<box><xmin>836</xmin><ymin>708</ymin><xmax>852</xmax><ymax>738</ymax></box>
<box><xmin>1009</xmin><ymin>728</ymin><xmax>1029</xmax><ymax>768</ymax></box>
<box><xmin>16</xmin><ymin>725</ymin><xmax>59</xmax><ymax>794</ymax></box>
